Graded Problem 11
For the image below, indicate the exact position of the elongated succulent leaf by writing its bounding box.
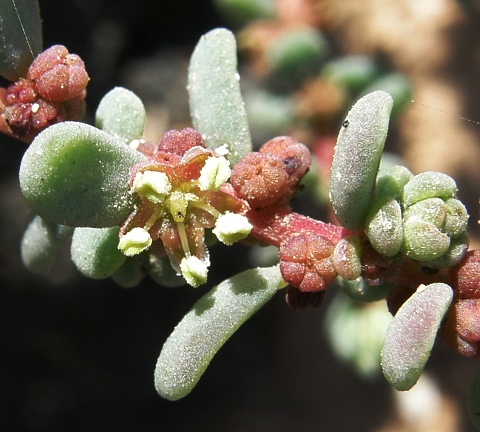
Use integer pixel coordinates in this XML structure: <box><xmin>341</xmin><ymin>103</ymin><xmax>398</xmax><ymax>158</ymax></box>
<box><xmin>381</xmin><ymin>282</ymin><xmax>453</xmax><ymax>391</ymax></box>
<box><xmin>95</xmin><ymin>87</ymin><xmax>146</xmax><ymax>143</ymax></box>
<box><xmin>188</xmin><ymin>28</ymin><xmax>252</xmax><ymax>165</ymax></box>
<box><xmin>155</xmin><ymin>265</ymin><xmax>285</xmax><ymax>400</ymax></box>
<box><xmin>0</xmin><ymin>0</ymin><xmax>42</xmax><ymax>80</ymax></box>
<box><xmin>330</xmin><ymin>91</ymin><xmax>393</xmax><ymax>230</ymax></box>
<box><xmin>21</xmin><ymin>214</ymin><xmax>73</xmax><ymax>273</ymax></box>
<box><xmin>20</xmin><ymin>121</ymin><xmax>147</xmax><ymax>227</ymax></box>
<box><xmin>71</xmin><ymin>226</ymin><xmax>126</xmax><ymax>279</ymax></box>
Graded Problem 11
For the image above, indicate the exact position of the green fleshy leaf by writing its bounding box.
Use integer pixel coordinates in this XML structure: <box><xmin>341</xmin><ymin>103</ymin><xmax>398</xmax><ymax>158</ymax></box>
<box><xmin>213</xmin><ymin>0</ymin><xmax>275</xmax><ymax>26</ymax></box>
<box><xmin>95</xmin><ymin>87</ymin><xmax>146</xmax><ymax>143</ymax></box>
<box><xmin>326</xmin><ymin>291</ymin><xmax>392</xmax><ymax>379</ymax></box>
<box><xmin>154</xmin><ymin>265</ymin><xmax>285</xmax><ymax>400</ymax></box>
<box><xmin>402</xmin><ymin>171</ymin><xmax>457</xmax><ymax>208</ymax></box>
<box><xmin>71</xmin><ymin>226</ymin><xmax>126</xmax><ymax>279</ymax></box>
<box><xmin>0</xmin><ymin>0</ymin><xmax>42</xmax><ymax>80</ymax></box>
<box><xmin>443</xmin><ymin>198</ymin><xmax>469</xmax><ymax>238</ymax></box>
<box><xmin>402</xmin><ymin>218</ymin><xmax>450</xmax><ymax>261</ymax></box>
<box><xmin>360</xmin><ymin>72</ymin><xmax>412</xmax><ymax>117</ymax></box>
<box><xmin>145</xmin><ymin>254</ymin><xmax>186</xmax><ymax>287</ymax></box>
<box><xmin>322</xmin><ymin>55</ymin><xmax>380</xmax><ymax>93</ymax></box>
<box><xmin>365</xmin><ymin>198</ymin><xmax>403</xmax><ymax>257</ymax></box>
<box><xmin>403</xmin><ymin>198</ymin><xmax>446</xmax><ymax>229</ymax></box>
<box><xmin>21</xmin><ymin>214</ymin><xmax>73</xmax><ymax>273</ymax></box>
<box><xmin>188</xmin><ymin>28</ymin><xmax>252</xmax><ymax>166</ymax></box>
<box><xmin>329</xmin><ymin>91</ymin><xmax>393</xmax><ymax>230</ymax></box>
<box><xmin>332</xmin><ymin>235</ymin><xmax>362</xmax><ymax>280</ymax></box>
<box><xmin>266</xmin><ymin>27</ymin><xmax>329</xmax><ymax>84</ymax></box>
<box><xmin>338</xmin><ymin>277</ymin><xmax>393</xmax><ymax>303</ymax></box>
<box><xmin>421</xmin><ymin>232</ymin><xmax>469</xmax><ymax>269</ymax></box>
<box><xmin>111</xmin><ymin>255</ymin><xmax>145</xmax><ymax>288</ymax></box>
<box><xmin>381</xmin><ymin>282</ymin><xmax>453</xmax><ymax>391</ymax></box>
<box><xmin>19</xmin><ymin>121</ymin><xmax>147</xmax><ymax>227</ymax></box>
<box><xmin>375</xmin><ymin>165</ymin><xmax>413</xmax><ymax>199</ymax></box>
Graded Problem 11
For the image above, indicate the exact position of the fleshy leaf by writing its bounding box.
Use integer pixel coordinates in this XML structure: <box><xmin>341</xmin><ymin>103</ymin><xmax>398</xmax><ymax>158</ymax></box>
<box><xmin>0</xmin><ymin>0</ymin><xmax>42</xmax><ymax>80</ymax></box>
<box><xmin>154</xmin><ymin>265</ymin><xmax>285</xmax><ymax>400</ymax></box>
<box><xmin>111</xmin><ymin>255</ymin><xmax>144</xmax><ymax>288</ymax></box>
<box><xmin>21</xmin><ymin>214</ymin><xmax>73</xmax><ymax>273</ymax></box>
<box><xmin>95</xmin><ymin>87</ymin><xmax>146</xmax><ymax>143</ymax></box>
<box><xmin>329</xmin><ymin>91</ymin><xmax>393</xmax><ymax>230</ymax></box>
<box><xmin>266</xmin><ymin>27</ymin><xmax>329</xmax><ymax>84</ymax></box>
<box><xmin>381</xmin><ymin>282</ymin><xmax>453</xmax><ymax>391</ymax></box>
<box><xmin>402</xmin><ymin>171</ymin><xmax>457</xmax><ymax>208</ymax></box>
<box><xmin>188</xmin><ymin>28</ymin><xmax>252</xmax><ymax>165</ymax></box>
<box><xmin>71</xmin><ymin>226</ymin><xmax>126</xmax><ymax>279</ymax></box>
<box><xmin>19</xmin><ymin>121</ymin><xmax>147</xmax><ymax>227</ymax></box>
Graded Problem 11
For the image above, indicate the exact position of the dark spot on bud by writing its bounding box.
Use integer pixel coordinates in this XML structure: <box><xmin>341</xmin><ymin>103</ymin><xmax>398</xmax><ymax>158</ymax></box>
<box><xmin>342</xmin><ymin>120</ymin><xmax>349</xmax><ymax>128</ymax></box>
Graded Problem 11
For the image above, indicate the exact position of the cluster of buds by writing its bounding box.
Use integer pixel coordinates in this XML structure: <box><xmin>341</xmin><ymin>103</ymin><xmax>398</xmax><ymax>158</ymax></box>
<box><xmin>118</xmin><ymin>128</ymin><xmax>253</xmax><ymax>287</ymax></box>
<box><xmin>230</xmin><ymin>135</ymin><xmax>352</xmax><ymax>306</ymax></box>
<box><xmin>0</xmin><ymin>45</ymin><xmax>89</xmax><ymax>142</ymax></box>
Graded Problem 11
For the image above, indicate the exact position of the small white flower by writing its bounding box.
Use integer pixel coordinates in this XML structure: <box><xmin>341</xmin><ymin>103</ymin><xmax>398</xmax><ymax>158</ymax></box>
<box><xmin>118</xmin><ymin>227</ymin><xmax>152</xmax><ymax>256</ymax></box>
<box><xmin>133</xmin><ymin>170</ymin><xmax>172</xmax><ymax>203</ymax></box>
<box><xmin>198</xmin><ymin>156</ymin><xmax>231</xmax><ymax>191</ymax></box>
<box><xmin>180</xmin><ymin>255</ymin><xmax>208</xmax><ymax>287</ymax></box>
<box><xmin>213</xmin><ymin>212</ymin><xmax>253</xmax><ymax>245</ymax></box>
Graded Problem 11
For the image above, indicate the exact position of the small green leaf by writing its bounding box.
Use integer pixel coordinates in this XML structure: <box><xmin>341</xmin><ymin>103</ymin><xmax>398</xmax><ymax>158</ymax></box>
<box><xmin>154</xmin><ymin>265</ymin><xmax>285</xmax><ymax>400</ymax></box>
<box><xmin>71</xmin><ymin>226</ymin><xmax>126</xmax><ymax>279</ymax></box>
<box><xmin>360</xmin><ymin>72</ymin><xmax>412</xmax><ymax>117</ymax></box>
<box><xmin>322</xmin><ymin>55</ymin><xmax>380</xmax><ymax>93</ymax></box>
<box><xmin>365</xmin><ymin>198</ymin><xmax>403</xmax><ymax>257</ymax></box>
<box><xmin>21</xmin><ymin>214</ymin><xmax>73</xmax><ymax>273</ymax></box>
<box><xmin>266</xmin><ymin>28</ymin><xmax>329</xmax><ymax>84</ymax></box>
<box><xmin>213</xmin><ymin>0</ymin><xmax>275</xmax><ymax>26</ymax></box>
<box><xmin>0</xmin><ymin>0</ymin><xmax>42</xmax><ymax>80</ymax></box>
<box><xmin>111</xmin><ymin>255</ymin><xmax>145</xmax><ymax>288</ymax></box>
<box><xmin>402</xmin><ymin>171</ymin><xmax>457</xmax><ymax>208</ymax></box>
<box><xmin>402</xmin><ymin>218</ymin><xmax>450</xmax><ymax>261</ymax></box>
<box><xmin>381</xmin><ymin>282</ymin><xmax>453</xmax><ymax>391</ymax></box>
<box><xmin>329</xmin><ymin>91</ymin><xmax>393</xmax><ymax>230</ymax></box>
<box><xmin>188</xmin><ymin>28</ymin><xmax>252</xmax><ymax>165</ymax></box>
<box><xmin>95</xmin><ymin>87</ymin><xmax>146</xmax><ymax>143</ymax></box>
<box><xmin>20</xmin><ymin>121</ymin><xmax>147</xmax><ymax>227</ymax></box>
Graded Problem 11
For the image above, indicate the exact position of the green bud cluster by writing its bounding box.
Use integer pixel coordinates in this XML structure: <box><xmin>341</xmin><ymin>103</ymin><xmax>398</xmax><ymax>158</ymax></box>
<box><xmin>366</xmin><ymin>168</ymin><xmax>469</xmax><ymax>268</ymax></box>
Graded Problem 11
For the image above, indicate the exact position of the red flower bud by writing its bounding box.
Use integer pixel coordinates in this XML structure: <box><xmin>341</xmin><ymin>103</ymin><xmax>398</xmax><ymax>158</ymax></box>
<box><xmin>279</xmin><ymin>232</ymin><xmax>336</xmax><ymax>292</ymax></box>
<box><xmin>28</xmin><ymin>45</ymin><xmax>89</xmax><ymax>102</ymax></box>
<box><xmin>231</xmin><ymin>152</ymin><xmax>289</xmax><ymax>207</ymax></box>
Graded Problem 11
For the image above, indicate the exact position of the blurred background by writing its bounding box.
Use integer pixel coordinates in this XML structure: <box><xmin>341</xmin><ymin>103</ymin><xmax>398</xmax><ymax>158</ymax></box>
<box><xmin>2</xmin><ymin>0</ymin><xmax>480</xmax><ymax>430</ymax></box>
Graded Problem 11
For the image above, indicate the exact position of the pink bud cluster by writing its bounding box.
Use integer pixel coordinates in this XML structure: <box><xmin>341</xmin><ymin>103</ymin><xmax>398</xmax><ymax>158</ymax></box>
<box><xmin>0</xmin><ymin>45</ymin><xmax>89</xmax><ymax>142</ymax></box>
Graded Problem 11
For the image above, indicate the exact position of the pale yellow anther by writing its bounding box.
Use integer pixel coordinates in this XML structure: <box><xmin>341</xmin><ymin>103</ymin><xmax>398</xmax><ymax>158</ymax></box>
<box><xmin>180</xmin><ymin>255</ymin><xmax>208</xmax><ymax>287</ymax></box>
<box><xmin>213</xmin><ymin>212</ymin><xmax>253</xmax><ymax>245</ymax></box>
<box><xmin>118</xmin><ymin>227</ymin><xmax>152</xmax><ymax>256</ymax></box>
<box><xmin>133</xmin><ymin>171</ymin><xmax>172</xmax><ymax>203</ymax></box>
<box><xmin>198</xmin><ymin>155</ymin><xmax>231</xmax><ymax>191</ymax></box>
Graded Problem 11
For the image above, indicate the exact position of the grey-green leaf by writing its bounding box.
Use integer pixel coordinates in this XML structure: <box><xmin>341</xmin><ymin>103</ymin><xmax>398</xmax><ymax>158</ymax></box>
<box><xmin>188</xmin><ymin>28</ymin><xmax>252</xmax><ymax>165</ymax></box>
<box><xmin>381</xmin><ymin>282</ymin><xmax>453</xmax><ymax>391</ymax></box>
<box><xmin>0</xmin><ymin>0</ymin><xmax>42</xmax><ymax>80</ymax></box>
<box><xmin>95</xmin><ymin>87</ymin><xmax>146</xmax><ymax>143</ymax></box>
<box><xmin>329</xmin><ymin>91</ymin><xmax>393</xmax><ymax>230</ymax></box>
<box><xmin>154</xmin><ymin>265</ymin><xmax>285</xmax><ymax>401</ymax></box>
<box><xmin>19</xmin><ymin>121</ymin><xmax>147</xmax><ymax>228</ymax></box>
<box><xmin>71</xmin><ymin>226</ymin><xmax>126</xmax><ymax>279</ymax></box>
<box><xmin>21</xmin><ymin>214</ymin><xmax>73</xmax><ymax>273</ymax></box>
